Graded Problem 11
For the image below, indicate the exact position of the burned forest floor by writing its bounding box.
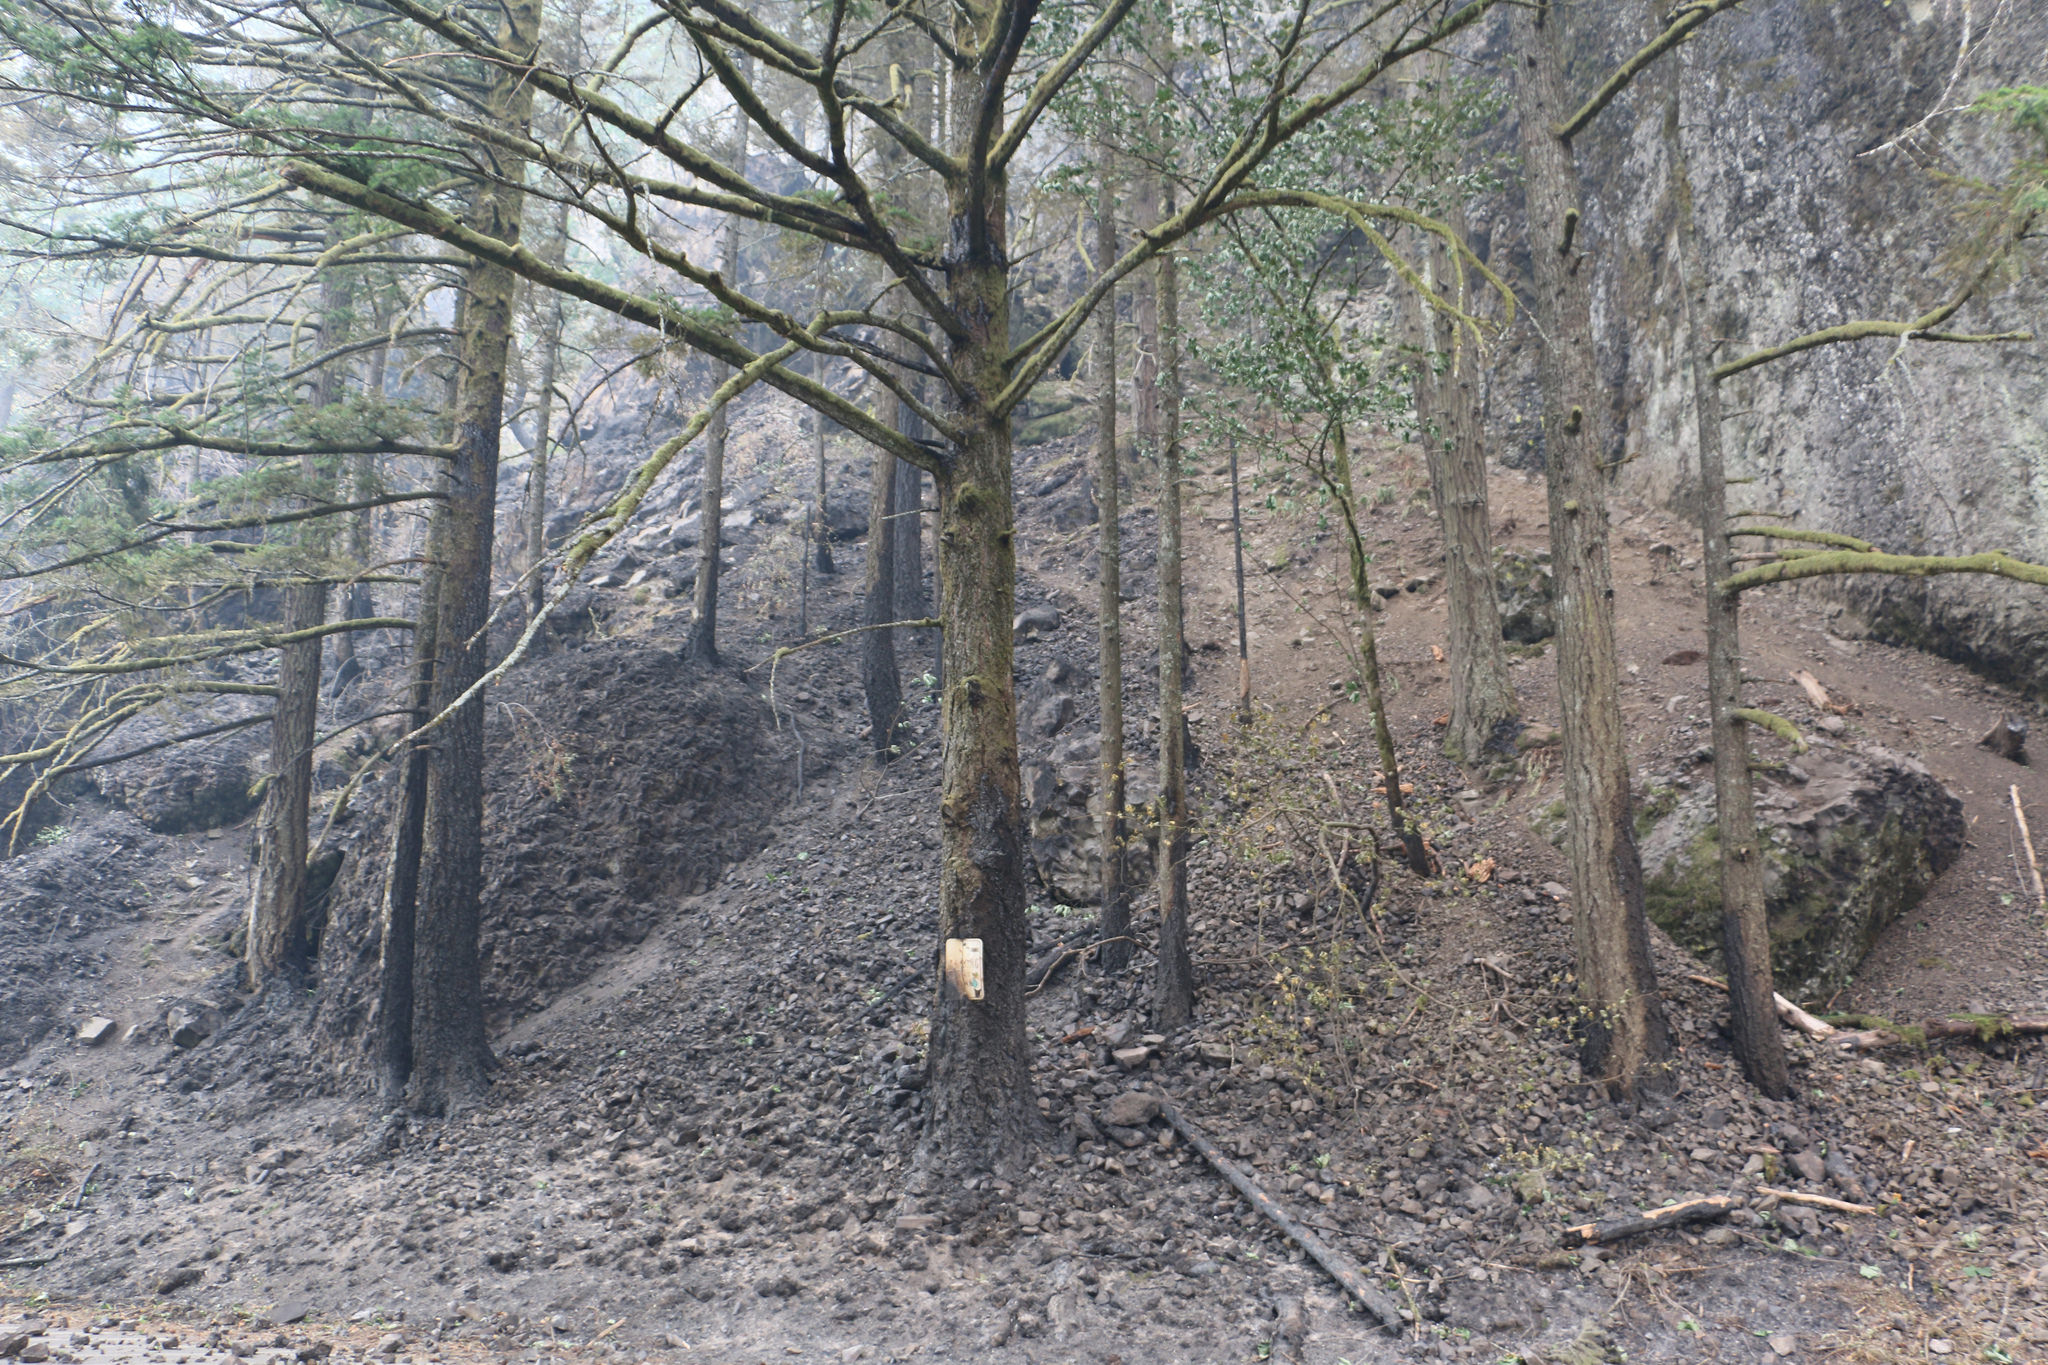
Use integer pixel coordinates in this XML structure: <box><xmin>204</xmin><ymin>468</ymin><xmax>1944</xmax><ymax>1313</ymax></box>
<box><xmin>2</xmin><ymin>413</ymin><xmax>2046</xmax><ymax>1365</ymax></box>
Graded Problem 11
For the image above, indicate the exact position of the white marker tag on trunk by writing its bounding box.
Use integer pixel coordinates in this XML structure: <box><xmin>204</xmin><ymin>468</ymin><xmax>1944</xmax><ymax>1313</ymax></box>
<box><xmin>944</xmin><ymin>937</ymin><xmax>985</xmax><ymax>1000</ymax></box>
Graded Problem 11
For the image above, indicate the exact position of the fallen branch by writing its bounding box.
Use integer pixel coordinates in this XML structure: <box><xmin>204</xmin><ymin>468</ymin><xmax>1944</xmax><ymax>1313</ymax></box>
<box><xmin>1159</xmin><ymin>1102</ymin><xmax>1403</xmax><ymax>1330</ymax></box>
<box><xmin>1789</xmin><ymin>669</ymin><xmax>1843</xmax><ymax>714</ymax></box>
<box><xmin>1756</xmin><ymin>1186</ymin><xmax>1876</xmax><ymax>1216</ymax></box>
<box><xmin>1686</xmin><ymin>975</ymin><xmax>1836</xmax><ymax>1038</ymax></box>
<box><xmin>1831</xmin><ymin>1013</ymin><xmax>2048</xmax><ymax>1052</ymax></box>
<box><xmin>0</xmin><ymin>1255</ymin><xmax>55</xmax><ymax>1269</ymax></box>
<box><xmin>1025</xmin><ymin>937</ymin><xmax>1137</xmax><ymax>996</ymax></box>
<box><xmin>2014</xmin><ymin>785</ymin><xmax>2045</xmax><ymax>914</ymax></box>
<box><xmin>1561</xmin><ymin>1196</ymin><xmax>1736</xmax><ymax>1248</ymax></box>
<box><xmin>70</xmin><ymin>1160</ymin><xmax>101</xmax><ymax>1211</ymax></box>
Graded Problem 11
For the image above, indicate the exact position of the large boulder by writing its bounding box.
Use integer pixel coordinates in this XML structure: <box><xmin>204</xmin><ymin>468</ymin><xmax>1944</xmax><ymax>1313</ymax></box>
<box><xmin>1024</xmin><ymin>735</ymin><xmax>1155</xmax><ymax>906</ymax></box>
<box><xmin>93</xmin><ymin>711</ymin><xmax>266</xmax><ymax>833</ymax></box>
<box><xmin>1639</xmin><ymin>744</ymin><xmax>1964</xmax><ymax>999</ymax></box>
<box><xmin>1493</xmin><ymin>549</ymin><xmax>1555</xmax><ymax>644</ymax></box>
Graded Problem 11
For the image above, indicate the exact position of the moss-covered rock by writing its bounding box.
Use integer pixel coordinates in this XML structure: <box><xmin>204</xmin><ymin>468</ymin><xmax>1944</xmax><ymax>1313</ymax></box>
<box><xmin>1493</xmin><ymin>548</ymin><xmax>1555</xmax><ymax>644</ymax></box>
<box><xmin>1639</xmin><ymin>744</ymin><xmax>1964</xmax><ymax>999</ymax></box>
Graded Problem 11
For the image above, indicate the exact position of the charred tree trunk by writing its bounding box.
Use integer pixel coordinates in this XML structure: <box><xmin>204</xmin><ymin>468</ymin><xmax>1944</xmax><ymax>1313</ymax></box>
<box><xmin>686</xmin><ymin>86</ymin><xmax>749</xmax><ymax>666</ymax></box>
<box><xmin>1094</xmin><ymin>134</ymin><xmax>1131</xmax><ymax>974</ymax></box>
<box><xmin>811</xmin><ymin>274</ymin><xmax>834</xmax><ymax>579</ymax></box>
<box><xmin>1329</xmin><ymin>421</ymin><xmax>1430</xmax><ymax>875</ymax></box>
<box><xmin>408</xmin><ymin>4</ymin><xmax>537</xmax><ymax>1114</ymax></box>
<box><xmin>1129</xmin><ymin>67</ymin><xmax>1161</xmax><ymax>464</ymax></box>
<box><xmin>1665</xmin><ymin>65</ymin><xmax>1791</xmax><ymax>1098</ymax></box>
<box><xmin>860</xmin><ymin>447</ymin><xmax>903</xmax><ymax>758</ymax></box>
<box><xmin>332</xmin><ymin>332</ymin><xmax>388</xmax><ymax>692</ymax></box>
<box><xmin>249</xmin><ymin>579</ymin><xmax>326</xmax><ymax>984</ymax></box>
<box><xmin>376</xmin><ymin>502</ymin><xmax>443</xmax><ymax>1103</ymax></box>
<box><xmin>1511</xmin><ymin>0</ymin><xmax>1671</xmax><ymax>1098</ymax></box>
<box><xmin>524</xmin><ymin>199</ymin><xmax>570</xmax><ymax>635</ymax></box>
<box><xmin>1229</xmin><ymin>436</ymin><xmax>1251</xmax><ymax>726</ymax></box>
<box><xmin>921</xmin><ymin>68</ymin><xmax>1035</xmax><ymax>1175</ymax></box>
<box><xmin>1417</xmin><ymin>224</ymin><xmax>1516</xmax><ymax>764</ymax></box>
<box><xmin>377</xmin><ymin>326</ymin><xmax>458</xmax><ymax>1104</ymax></box>
<box><xmin>250</xmin><ymin>263</ymin><xmax>346</xmax><ymax>984</ymax></box>
<box><xmin>1153</xmin><ymin>244</ymin><xmax>1193</xmax><ymax>1029</ymax></box>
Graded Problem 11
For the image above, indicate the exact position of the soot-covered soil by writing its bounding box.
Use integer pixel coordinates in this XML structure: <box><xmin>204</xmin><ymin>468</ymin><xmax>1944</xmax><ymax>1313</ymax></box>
<box><xmin>0</xmin><ymin>420</ymin><xmax>2043</xmax><ymax>1365</ymax></box>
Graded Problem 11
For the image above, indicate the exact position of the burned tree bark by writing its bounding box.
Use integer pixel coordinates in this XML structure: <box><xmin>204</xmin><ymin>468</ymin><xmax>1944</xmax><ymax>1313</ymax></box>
<box><xmin>1328</xmin><ymin>421</ymin><xmax>1430</xmax><ymax>876</ymax></box>
<box><xmin>1153</xmin><ymin>243</ymin><xmax>1193</xmax><ymax>1029</ymax></box>
<box><xmin>861</xmin><ymin>448</ymin><xmax>903</xmax><ymax>756</ymax></box>
<box><xmin>686</xmin><ymin>84</ymin><xmax>749</xmax><ymax>666</ymax></box>
<box><xmin>248</xmin><ymin>579</ymin><xmax>325</xmax><ymax>984</ymax></box>
<box><xmin>1415</xmin><ymin>223</ymin><xmax>1516</xmax><ymax>764</ymax></box>
<box><xmin>1094</xmin><ymin>133</ymin><xmax>1131</xmax><ymax>974</ymax></box>
<box><xmin>1664</xmin><ymin>62</ymin><xmax>1791</xmax><ymax>1100</ymax></box>
<box><xmin>1511</xmin><ymin>0</ymin><xmax>1671</xmax><ymax>1097</ymax></box>
<box><xmin>408</xmin><ymin>1</ymin><xmax>537</xmax><ymax>1114</ymax></box>
<box><xmin>920</xmin><ymin>63</ymin><xmax>1037</xmax><ymax>1173</ymax></box>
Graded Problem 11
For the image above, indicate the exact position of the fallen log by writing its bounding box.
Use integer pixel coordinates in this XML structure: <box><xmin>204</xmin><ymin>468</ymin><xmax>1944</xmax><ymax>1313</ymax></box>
<box><xmin>1756</xmin><ymin>1186</ymin><xmax>1876</xmax><ymax>1216</ymax></box>
<box><xmin>1560</xmin><ymin>1195</ymin><xmax>1736</xmax><ymax>1248</ymax></box>
<box><xmin>1158</xmin><ymin>1102</ymin><xmax>1403</xmax><ymax>1330</ymax></box>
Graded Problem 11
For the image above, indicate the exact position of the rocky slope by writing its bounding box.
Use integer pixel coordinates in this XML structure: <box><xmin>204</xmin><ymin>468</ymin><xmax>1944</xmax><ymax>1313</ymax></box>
<box><xmin>0</xmin><ymin>407</ymin><xmax>2043</xmax><ymax>1365</ymax></box>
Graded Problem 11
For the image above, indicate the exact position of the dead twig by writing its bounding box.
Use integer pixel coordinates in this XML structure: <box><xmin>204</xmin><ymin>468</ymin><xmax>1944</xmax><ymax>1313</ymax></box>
<box><xmin>1756</xmin><ymin>1186</ymin><xmax>1876</xmax><ymax>1216</ymax></box>
<box><xmin>1159</xmin><ymin>1101</ymin><xmax>1403</xmax><ymax>1330</ymax></box>
<box><xmin>2013</xmin><ymin>785</ymin><xmax>2045</xmax><ymax>914</ymax></box>
<box><xmin>1025</xmin><ymin>936</ymin><xmax>1137</xmax><ymax>996</ymax></box>
<box><xmin>70</xmin><ymin>1160</ymin><xmax>100</xmax><ymax>1211</ymax></box>
<box><xmin>1560</xmin><ymin>1195</ymin><xmax>1736</xmax><ymax>1247</ymax></box>
<box><xmin>1686</xmin><ymin>974</ymin><xmax>1836</xmax><ymax>1038</ymax></box>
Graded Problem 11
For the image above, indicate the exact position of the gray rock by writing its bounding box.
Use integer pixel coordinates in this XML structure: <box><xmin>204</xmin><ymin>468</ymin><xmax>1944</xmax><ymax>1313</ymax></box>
<box><xmin>1021</xmin><ymin>757</ymin><xmax>1153</xmax><ymax>905</ymax></box>
<box><xmin>1029</xmin><ymin>693</ymin><xmax>1076</xmax><ymax>738</ymax></box>
<box><xmin>1538</xmin><ymin>0</ymin><xmax>2048</xmax><ymax>701</ymax></box>
<box><xmin>92</xmin><ymin>714</ymin><xmax>265</xmax><ymax>834</ymax></box>
<box><xmin>1014</xmin><ymin>605</ymin><xmax>1062</xmax><ymax>637</ymax></box>
<box><xmin>1046</xmin><ymin>481</ymin><xmax>1098</xmax><ymax>533</ymax></box>
<box><xmin>165</xmin><ymin>1000</ymin><xmax>223</xmax><ymax>1049</ymax></box>
<box><xmin>1493</xmin><ymin>549</ymin><xmax>1555</xmax><ymax>644</ymax></box>
<box><xmin>1099</xmin><ymin>1092</ymin><xmax>1160</xmax><ymax>1127</ymax></box>
<box><xmin>1789</xmin><ymin>1147</ymin><xmax>1827</xmax><ymax>1184</ymax></box>
<box><xmin>153</xmin><ymin>1266</ymin><xmax>204</xmax><ymax>1295</ymax></box>
<box><xmin>1640</xmin><ymin>744</ymin><xmax>1964</xmax><ymax>997</ymax></box>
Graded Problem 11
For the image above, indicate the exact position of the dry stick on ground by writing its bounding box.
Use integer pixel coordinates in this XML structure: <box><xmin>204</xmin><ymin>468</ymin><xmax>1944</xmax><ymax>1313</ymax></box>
<box><xmin>1756</xmin><ymin>1186</ymin><xmax>1877</xmax><ymax>1216</ymax></box>
<box><xmin>1024</xmin><ymin>936</ymin><xmax>1138</xmax><ymax>996</ymax></box>
<box><xmin>1560</xmin><ymin>1196</ymin><xmax>1737</xmax><ymax>1248</ymax></box>
<box><xmin>1686</xmin><ymin>974</ymin><xmax>1837</xmax><ymax>1038</ymax></box>
<box><xmin>1158</xmin><ymin>1102</ymin><xmax>1404</xmax><ymax>1330</ymax></box>
<box><xmin>2013</xmin><ymin>785</ymin><xmax>2046</xmax><ymax>913</ymax></box>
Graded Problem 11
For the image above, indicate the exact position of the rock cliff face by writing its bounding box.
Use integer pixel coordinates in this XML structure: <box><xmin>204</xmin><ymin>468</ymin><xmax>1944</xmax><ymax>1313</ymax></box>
<box><xmin>1486</xmin><ymin>0</ymin><xmax>2048</xmax><ymax>694</ymax></box>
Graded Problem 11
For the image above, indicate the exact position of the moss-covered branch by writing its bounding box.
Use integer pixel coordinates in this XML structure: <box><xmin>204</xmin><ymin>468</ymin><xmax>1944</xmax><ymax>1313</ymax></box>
<box><xmin>1728</xmin><ymin>526</ymin><xmax>1876</xmax><ymax>553</ymax></box>
<box><xmin>1731</xmin><ymin>708</ymin><xmax>1807</xmax><ymax>754</ymax></box>
<box><xmin>1720</xmin><ymin>548</ymin><xmax>2048</xmax><ymax>596</ymax></box>
<box><xmin>1554</xmin><ymin>0</ymin><xmax>1749</xmax><ymax>142</ymax></box>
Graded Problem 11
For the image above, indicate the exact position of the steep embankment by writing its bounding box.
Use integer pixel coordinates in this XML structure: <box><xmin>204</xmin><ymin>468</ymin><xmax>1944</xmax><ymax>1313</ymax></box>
<box><xmin>0</xmin><ymin>413</ymin><xmax>2043</xmax><ymax>1364</ymax></box>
